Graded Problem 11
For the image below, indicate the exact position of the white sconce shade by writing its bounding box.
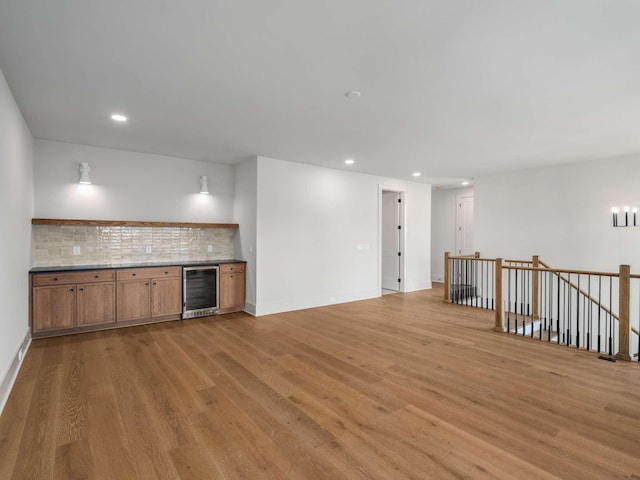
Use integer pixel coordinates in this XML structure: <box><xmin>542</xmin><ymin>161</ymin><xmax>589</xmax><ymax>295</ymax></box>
<box><xmin>79</xmin><ymin>162</ymin><xmax>91</xmax><ymax>184</ymax></box>
<box><xmin>199</xmin><ymin>176</ymin><xmax>210</xmax><ymax>195</ymax></box>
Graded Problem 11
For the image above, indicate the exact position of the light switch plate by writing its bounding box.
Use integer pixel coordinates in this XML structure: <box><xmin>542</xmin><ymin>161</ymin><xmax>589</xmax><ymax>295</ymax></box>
<box><xmin>73</xmin><ymin>246</ymin><xmax>81</xmax><ymax>255</ymax></box>
<box><xmin>145</xmin><ymin>246</ymin><xmax>152</xmax><ymax>254</ymax></box>
<box><xmin>207</xmin><ymin>245</ymin><xmax>213</xmax><ymax>252</ymax></box>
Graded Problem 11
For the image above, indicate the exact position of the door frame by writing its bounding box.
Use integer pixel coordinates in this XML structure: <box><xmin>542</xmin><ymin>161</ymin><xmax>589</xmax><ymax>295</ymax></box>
<box><xmin>378</xmin><ymin>185</ymin><xmax>405</xmax><ymax>295</ymax></box>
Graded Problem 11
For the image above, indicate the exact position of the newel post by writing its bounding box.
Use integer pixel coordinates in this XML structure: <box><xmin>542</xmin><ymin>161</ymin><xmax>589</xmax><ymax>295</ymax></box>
<box><xmin>494</xmin><ymin>258</ymin><xmax>504</xmax><ymax>332</ymax></box>
<box><xmin>616</xmin><ymin>264</ymin><xmax>631</xmax><ymax>361</ymax></box>
<box><xmin>443</xmin><ymin>252</ymin><xmax>451</xmax><ymax>303</ymax></box>
<box><xmin>532</xmin><ymin>255</ymin><xmax>540</xmax><ymax>320</ymax></box>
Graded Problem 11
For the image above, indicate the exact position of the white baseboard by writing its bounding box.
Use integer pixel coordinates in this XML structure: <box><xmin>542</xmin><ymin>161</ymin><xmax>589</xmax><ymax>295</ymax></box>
<box><xmin>243</xmin><ymin>302</ymin><xmax>257</xmax><ymax>316</ymax></box>
<box><xmin>0</xmin><ymin>330</ymin><xmax>32</xmax><ymax>416</ymax></box>
<box><xmin>254</xmin><ymin>289</ymin><xmax>380</xmax><ymax>317</ymax></box>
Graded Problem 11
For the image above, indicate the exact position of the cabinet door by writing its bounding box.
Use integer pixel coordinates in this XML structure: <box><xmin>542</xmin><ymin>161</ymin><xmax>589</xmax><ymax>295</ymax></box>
<box><xmin>33</xmin><ymin>285</ymin><xmax>75</xmax><ymax>331</ymax></box>
<box><xmin>219</xmin><ymin>272</ymin><xmax>246</xmax><ymax>309</ymax></box>
<box><xmin>151</xmin><ymin>277</ymin><xmax>182</xmax><ymax>317</ymax></box>
<box><xmin>77</xmin><ymin>282</ymin><xmax>116</xmax><ymax>326</ymax></box>
<box><xmin>117</xmin><ymin>280</ymin><xmax>151</xmax><ymax>321</ymax></box>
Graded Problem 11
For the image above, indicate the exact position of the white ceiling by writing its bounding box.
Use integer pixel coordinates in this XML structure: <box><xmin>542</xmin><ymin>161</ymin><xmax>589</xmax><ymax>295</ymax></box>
<box><xmin>1</xmin><ymin>0</ymin><xmax>639</xmax><ymax>185</ymax></box>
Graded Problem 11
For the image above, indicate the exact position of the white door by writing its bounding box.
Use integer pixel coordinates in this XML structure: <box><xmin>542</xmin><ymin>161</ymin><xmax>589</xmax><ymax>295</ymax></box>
<box><xmin>381</xmin><ymin>191</ymin><xmax>401</xmax><ymax>291</ymax></box>
<box><xmin>456</xmin><ymin>195</ymin><xmax>474</xmax><ymax>256</ymax></box>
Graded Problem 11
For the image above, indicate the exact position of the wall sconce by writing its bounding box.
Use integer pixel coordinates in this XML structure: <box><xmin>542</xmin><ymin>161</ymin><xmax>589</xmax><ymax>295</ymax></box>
<box><xmin>611</xmin><ymin>206</ymin><xmax>638</xmax><ymax>227</ymax></box>
<box><xmin>199</xmin><ymin>176</ymin><xmax>210</xmax><ymax>195</ymax></box>
<box><xmin>78</xmin><ymin>162</ymin><xmax>91</xmax><ymax>184</ymax></box>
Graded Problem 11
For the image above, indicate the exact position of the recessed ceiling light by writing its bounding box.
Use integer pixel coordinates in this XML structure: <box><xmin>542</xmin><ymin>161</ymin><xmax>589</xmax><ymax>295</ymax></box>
<box><xmin>412</xmin><ymin>172</ymin><xmax>421</xmax><ymax>177</ymax></box>
<box><xmin>345</xmin><ymin>90</ymin><xmax>361</xmax><ymax>99</ymax></box>
<box><xmin>111</xmin><ymin>114</ymin><xmax>127</xmax><ymax>122</ymax></box>
<box><xmin>344</xmin><ymin>159</ymin><xmax>355</xmax><ymax>165</ymax></box>
<box><xmin>461</xmin><ymin>181</ymin><xmax>470</xmax><ymax>186</ymax></box>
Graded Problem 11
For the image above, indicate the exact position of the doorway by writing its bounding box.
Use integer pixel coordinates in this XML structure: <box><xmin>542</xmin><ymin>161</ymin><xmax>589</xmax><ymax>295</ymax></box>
<box><xmin>456</xmin><ymin>194</ymin><xmax>474</xmax><ymax>256</ymax></box>
<box><xmin>380</xmin><ymin>189</ymin><xmax>404</xmax><ymax>294</ymax></box>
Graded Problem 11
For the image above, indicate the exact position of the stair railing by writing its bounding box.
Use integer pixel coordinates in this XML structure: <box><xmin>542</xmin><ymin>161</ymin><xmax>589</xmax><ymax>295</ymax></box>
<box><xmin>444</xmin><ymin>252</ymin><xmax>496</xmax><ymax>310</ymax></box>
<box><xmin>443</xmin><ymin>251</ymin><xmax>638</xmax><ymax>361</ymax></box>
<box><xmin>500</xmin><ymin>263</ymin><xmax>623</xmax><ymax>357</ymax></box>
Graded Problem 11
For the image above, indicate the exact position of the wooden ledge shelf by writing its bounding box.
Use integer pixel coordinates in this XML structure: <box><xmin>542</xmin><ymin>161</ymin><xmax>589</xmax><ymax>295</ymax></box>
<box><xmin>32</xmin><ymin>218</ymin><xmax>239</xmax><ymax>229</ymax></box>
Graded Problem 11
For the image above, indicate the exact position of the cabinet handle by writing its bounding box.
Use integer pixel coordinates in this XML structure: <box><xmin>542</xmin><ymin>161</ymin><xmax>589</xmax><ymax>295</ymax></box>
<box><xmin>94</xmin><ymin>275</ymin><xmax>99</xmax><ymax>278</ymax></box>
<box><xmin>230</xmin><ymin>275</ymin><xmax>234</xmax><ymax>278</ymax></box>
<box><xmin>132</xmin><ymin>273</ymin><xmax>137</xmax><ymax>276</ymax></box>
<box><xmin>79</xmin><ymin>288</ymin><xmax>84</xmax><ymax>291</ymax></box>
<box><xmin>145</xmin><ymin>283</ymin><xmax>149</xmax><ymax>286</ymax></box>
<box><xmin>230</xmin><ymin>268</ymin><xmax>234</xmax><ymax>271</ymax></box>
<box><xmin>164</xmin><ymin>271</ymin><xmax>168</xmax><ymax>274</ymax></box>
<box><xmin>153</xmin><ymin>282</ymin><xmax>157</xmax><ymax>285</ymax></box>
<box><xmin>53</xmin><ymin>277</ymin><xmax>58</xmax><ymax>281</ymax></box>
<box><xmin>70</xmin><ymin>288</ymin><xmax>74</xmax><ymax>292</ymax></box>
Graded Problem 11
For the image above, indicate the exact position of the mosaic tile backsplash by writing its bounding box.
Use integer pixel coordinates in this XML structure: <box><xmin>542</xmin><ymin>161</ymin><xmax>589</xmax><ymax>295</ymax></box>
<box><xmin>33</xmin><ymin>225</ymin><xmax>235</xmax><ymax>266</ymax></box>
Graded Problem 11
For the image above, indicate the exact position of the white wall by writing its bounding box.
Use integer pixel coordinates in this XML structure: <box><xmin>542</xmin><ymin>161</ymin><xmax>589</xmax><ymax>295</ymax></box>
<box><xmin>233</xmin><ymin>158</ymin><xmax>258</xmax><ymax>314</ymax></box>
<box><xmin>0</xmin><ymin>68</ymin><xmax>34</xmax><ymax>412</ymax></box>
<box><xmin>475</xmin><ymin>155</ymin><xmax>640</xmax><ymax>272</ymax></box>
<box><xmin>34</xmin><ymin>139</ymin><xmax>235</xmax><ymax>223</ymax></box>
<box><xmin>431</xmin><ymin>187</ymin><xmax>474</xmax><ymax>281</ymax></box>
<box><xmin>254</xmin><ymin>156</ymin><xmax>431</xmax><ymax>316</ymax></box>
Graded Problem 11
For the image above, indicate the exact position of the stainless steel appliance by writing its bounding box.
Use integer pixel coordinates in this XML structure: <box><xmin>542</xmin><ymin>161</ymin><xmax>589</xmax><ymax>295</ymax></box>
<box><xmin>182</xmin><ymin>266</ymin><xmax>219</xmax><ymax>319</ymax></box>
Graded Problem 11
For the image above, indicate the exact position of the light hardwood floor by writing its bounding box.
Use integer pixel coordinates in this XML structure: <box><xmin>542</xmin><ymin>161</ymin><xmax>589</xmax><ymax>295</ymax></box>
<box><xmin>2</xmin><ymin>285</ymin><xmax>640</xmax><ymax>479</ymax></box>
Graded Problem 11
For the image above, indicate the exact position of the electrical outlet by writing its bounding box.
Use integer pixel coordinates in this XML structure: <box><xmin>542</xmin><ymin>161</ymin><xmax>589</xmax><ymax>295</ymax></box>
<box><xmin>207</xmin><ymin>245</ymin><xmax>213</xmax><ymax>253</ymax></box>
<box><xmin>73</xmin><ymin>246</ymin><xmax>81</xmax><ymax>255</ymax></box>
<box><xmin>145</xmin><ymin>246</ymin><xmax>152</xmax><ymax>254</ymax></box>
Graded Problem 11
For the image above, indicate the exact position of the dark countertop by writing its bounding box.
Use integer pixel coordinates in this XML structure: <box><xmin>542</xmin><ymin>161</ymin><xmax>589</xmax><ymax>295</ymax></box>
<box><xmin>30</xmin><ymin>259</ymin><xmax>246</xmax><ymax>273</ymax></box>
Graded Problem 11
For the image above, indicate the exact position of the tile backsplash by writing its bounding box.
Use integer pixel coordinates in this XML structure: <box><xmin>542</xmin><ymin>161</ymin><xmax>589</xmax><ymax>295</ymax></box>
<box><xmin>33</xmin><ymin>225</ymin><xmax>235</xmax><ymax>266</ymax></box>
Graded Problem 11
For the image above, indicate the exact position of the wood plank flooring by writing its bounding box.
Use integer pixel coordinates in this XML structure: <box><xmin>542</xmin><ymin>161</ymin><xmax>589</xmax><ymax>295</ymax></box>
<box><xmin>2</xmin><ymin>284</ymin><xmax>640</xmax><ymax>479</ymax></box>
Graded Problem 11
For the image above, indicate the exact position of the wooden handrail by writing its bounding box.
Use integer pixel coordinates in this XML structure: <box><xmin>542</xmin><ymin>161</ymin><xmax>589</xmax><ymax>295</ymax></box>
<box><xmin>448</xmin><ymin>256</ymin><xmax>497</xmax><ymax>262</ymax></box>
<box><xmin>534</xmin><ymin>260</ymin><xmax>619</xmax><ymax>321</ymax></box>
<box><xmin>449</xmin><ymin>256</ymin><xmax>535</xmax><ymax>264</ymax></box>
<box><xmin>504</xmin><ymin>264</ymin><xmax>619</xmax><ymax>278</ymax></box>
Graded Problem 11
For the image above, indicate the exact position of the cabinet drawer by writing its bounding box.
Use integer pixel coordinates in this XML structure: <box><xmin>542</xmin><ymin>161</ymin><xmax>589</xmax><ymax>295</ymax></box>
<box><xmin>117</xmin><ymin>266</ymin><xmax>181</xmax><ymax>280</ymax></box>
<box><xmin>219</xmin><ymin>263</ymin><xmax>245</xmax><ymax>274</ymax></box>
<box><xmin>33</xmin><ymin>270</ymin><xmax>115</xmax><ymax>286</ymax></box>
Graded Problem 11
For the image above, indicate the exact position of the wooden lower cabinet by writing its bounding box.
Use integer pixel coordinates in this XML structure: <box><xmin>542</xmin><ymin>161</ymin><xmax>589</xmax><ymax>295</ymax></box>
<box><xmin>33</xmin><ymin>285</ymin><xmax>76</xmax><ymax>331</ymax></box>
<box><xmin>219</xmin><ymin>263</ymin><xmax>246</xmax><ymax>313</ymax></box>
<box><xmin>116</xmin><ymin>280</ymin><xmax>151</xmax><ymax>321</ymax></box>
<box><xmin>32</xmin><ymin>270</ymin><xmax>116</xmax><ymax>333</ymax></box>
<box><xmin>77</xmin><ymin>282</ymin><xmax>116</xmax><ymax>326</ymax></box>
<box><xmin>116</xmin><ymin>267</ymin><xmax>182</xmax><ymax>322</ymax></box>
<box><xmin>151</xmin><ymin>277</ymin><xmax>182</xmax><ymax>317</ymax></box>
